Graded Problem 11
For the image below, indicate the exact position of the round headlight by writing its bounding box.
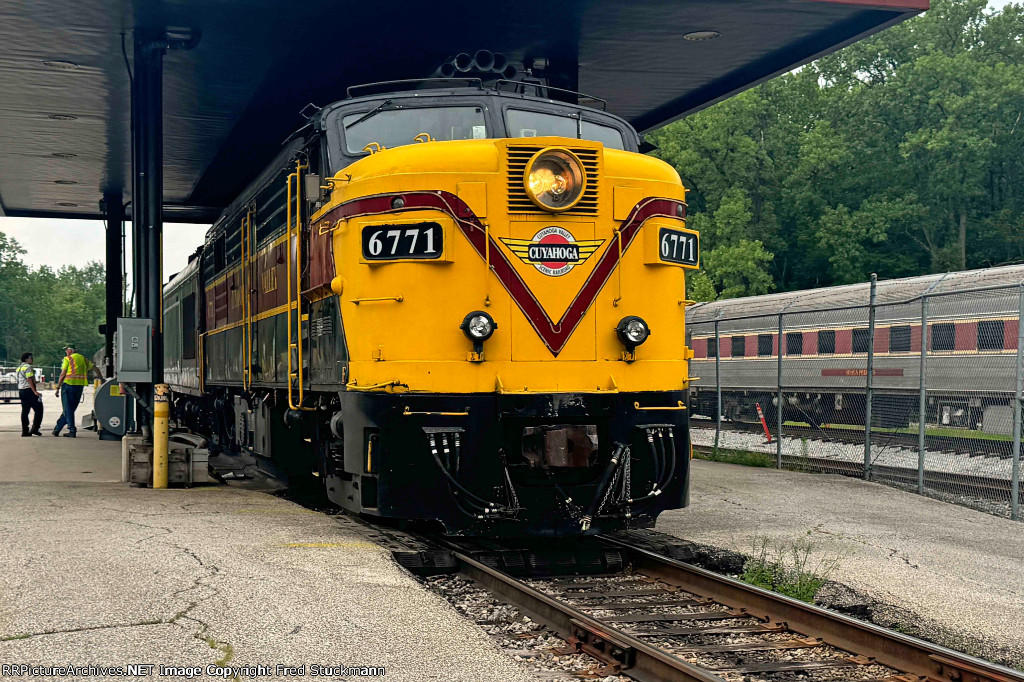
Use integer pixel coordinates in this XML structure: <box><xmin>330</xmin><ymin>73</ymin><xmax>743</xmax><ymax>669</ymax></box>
<box><xmin>523</xmin><ymin>148</ymin><xmax>586</xmax><ymax>212</ymax></box>
<box><xmin>616</xmin><ymin>316</ymin><xmax>651</xmax><ymax>349</ymax></box>
<box><xmin>461</xmin><ymin>311</ymin><xmax>496</xmax><ymax>342</ymax></box>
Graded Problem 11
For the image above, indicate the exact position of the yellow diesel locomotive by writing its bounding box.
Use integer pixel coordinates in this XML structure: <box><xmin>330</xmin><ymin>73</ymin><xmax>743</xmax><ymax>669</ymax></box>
<box><xmin>163</xmin><ymin>79</ymin><xmax>698</xmax><ymax>537</ymax></box>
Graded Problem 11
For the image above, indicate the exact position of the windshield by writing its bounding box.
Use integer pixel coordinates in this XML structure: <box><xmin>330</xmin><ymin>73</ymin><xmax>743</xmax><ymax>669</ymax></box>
<box><xmin>505</xmin><ymin>109</ymin><xmax>625</xmax><ymax>150</ymax></box>
<box><xmin>343</xmin><ymin>106</ymin><xmax>487</xmax><ymax>154</ymax></box>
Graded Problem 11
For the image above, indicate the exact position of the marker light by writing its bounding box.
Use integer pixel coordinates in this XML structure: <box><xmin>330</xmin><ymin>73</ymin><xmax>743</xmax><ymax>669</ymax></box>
<box><xmin>616</xmin><ymin>316</ymin><xmax>651</xmax><ymax>350</ymax></box>
<box><xmin>461</xmin><ymin>311</ymin><xmax>497</xmax><ymax>354</ymax></box>
<box><xmin>523</xmin><ymin>148</ymin><xmax>586</xmax><ymax>212</ymax></box>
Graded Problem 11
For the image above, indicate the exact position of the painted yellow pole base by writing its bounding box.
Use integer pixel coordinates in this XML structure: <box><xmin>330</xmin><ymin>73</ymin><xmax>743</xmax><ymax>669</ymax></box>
<box><xmin>153</xmin><ymin>384</ymin><xmax>169</xmax><ymax>489</ymax></box>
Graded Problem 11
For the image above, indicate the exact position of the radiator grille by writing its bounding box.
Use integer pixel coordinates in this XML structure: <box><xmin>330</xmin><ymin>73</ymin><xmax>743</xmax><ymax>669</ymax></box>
<box><xmin>506</xmin><ymin>145</ymin><xmax>601</xmax><ymax>216</ymax></box>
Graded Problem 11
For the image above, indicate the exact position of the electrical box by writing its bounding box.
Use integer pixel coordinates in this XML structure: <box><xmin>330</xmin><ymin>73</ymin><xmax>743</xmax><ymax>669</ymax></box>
<box><xmin>116</xmin><ymin>317</ymin><xmax>153</xmax><ymax>383</ymax></box>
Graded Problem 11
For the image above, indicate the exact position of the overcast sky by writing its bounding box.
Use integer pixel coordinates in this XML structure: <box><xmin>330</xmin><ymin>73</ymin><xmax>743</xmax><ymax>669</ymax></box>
<box><xmin>0</xmin><ymin>0</ymin><xmax>1016</xmax><ymax>279</ymax></box>
<box><xmin>0</xmin><ymin>217</ymin><xmax>209</xmax><ymax>285</ymax></box>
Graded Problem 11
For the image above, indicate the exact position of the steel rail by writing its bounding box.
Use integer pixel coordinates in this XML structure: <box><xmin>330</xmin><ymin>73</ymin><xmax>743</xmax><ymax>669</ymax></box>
<box><xmin>452</xmin><ymin>549</ymin><xmax>722</xmax><ymax>682</ymax></box>
<box><xmin>691</xmin><ymin>444</ymin><xmax>1020</xmax><ymax>504</ymax></box>
<box><xmin>601</xmin><ymin>538</ymin><xmax>1024</xmax><ymax>682</ymax></box>
<box><xmin>451</xmin><ymin>539</ymin><xmax>1023</xmax><ymax>682</ymax></box>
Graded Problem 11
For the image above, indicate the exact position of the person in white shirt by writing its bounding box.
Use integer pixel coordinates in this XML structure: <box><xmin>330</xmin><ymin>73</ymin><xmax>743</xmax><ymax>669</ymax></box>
<box><xmin>16</xmin><ymin>352</ymin><xmax>43</xmax><ymax>437</ymax></box>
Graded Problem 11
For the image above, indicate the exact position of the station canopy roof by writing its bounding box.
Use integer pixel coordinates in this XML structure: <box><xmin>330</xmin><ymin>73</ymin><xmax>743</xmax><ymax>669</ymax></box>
<box><xmin>0</xmin><ymin>0</ymin><xmax>927</xmax><ymax>223</ymax></box>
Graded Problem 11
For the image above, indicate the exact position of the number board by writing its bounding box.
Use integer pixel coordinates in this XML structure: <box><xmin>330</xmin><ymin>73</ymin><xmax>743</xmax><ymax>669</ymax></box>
<box><xmin>362</xmin><ymin>222</ymin><xmax>444</xmax><ymax>260</ymax></box>
<box><xmin>658</xmin><ymin>227</ymin><xmax>699</xmax><ymax>267</ymax></box>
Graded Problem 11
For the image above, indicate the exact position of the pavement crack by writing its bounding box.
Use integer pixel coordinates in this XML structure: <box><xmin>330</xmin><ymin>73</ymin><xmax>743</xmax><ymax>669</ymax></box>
<box><xmin>1</xmin><ymin>619</ymin><xmax>164</xmax><ymax>642</ymax></box>
<box><xmin>120</xmin><ymin>518</ymin><xmax>175</xmax><ymax>544</ymax></box>
<box><xmin>888</xmin><ymin>547</ymin><xmax>920</xmax><ymax>569</ymax></box>
<box><xmin>163</xmin><ymin>546</ymin><xmax>234</xmax><ymax>668</ymax></box>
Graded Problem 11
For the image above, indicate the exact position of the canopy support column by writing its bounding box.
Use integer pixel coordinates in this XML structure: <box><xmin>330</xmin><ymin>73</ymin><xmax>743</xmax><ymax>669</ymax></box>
<box><xmin>132</xmin><ymin>32</ymin><xmax>166</xmax><ymax>400</ymax></box>
<box><xmin>101</xmin><ymin>193</ymin><xmax>124</xmax><ymax>379</ymax></box>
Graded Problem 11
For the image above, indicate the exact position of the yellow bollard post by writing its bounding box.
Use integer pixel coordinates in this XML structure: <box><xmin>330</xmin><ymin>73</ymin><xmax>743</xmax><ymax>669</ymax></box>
<box><xmin>153</xmin><ymin>384</ymin><xmax>169</xmax><ymax>489</ymax></box>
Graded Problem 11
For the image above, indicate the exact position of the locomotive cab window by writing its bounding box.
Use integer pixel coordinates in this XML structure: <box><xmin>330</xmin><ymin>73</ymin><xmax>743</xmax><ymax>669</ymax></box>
<box><xmin>342</xmin><ymin>105</ymin><xmax>487</xmax><ymax>154</ymax></box>
<box><xmin>931</xmin><ymin>323</ymin><xmax>955</xmax><ymax>351</ymax></box>
<box><xmin>757</xmin><ymin>334</ymin><xmax>773</xmax><ymax>357</ymax></box>
<box><xmin>889</xmin><ymin>325</ymin><xmax>911</xmax><ymax>352</ymax></box>
<box><xmin>730</xmin><ymin>336</ymin><xmax>745</xmax><ymax>357</ymax></box>
<box><xmin>505</xmin><ymin>109</ymin><xmax>625</xmax><ymax>149</ymax></box>
<box><xmin>978</xmin><ymin>320</ymin><xmax>1005</xmax><ymax>351</ymax></box>
<box><xmin>817</xmin><ymin>330</ymin><xmax>836</xmax><ymax>355</ymax></box>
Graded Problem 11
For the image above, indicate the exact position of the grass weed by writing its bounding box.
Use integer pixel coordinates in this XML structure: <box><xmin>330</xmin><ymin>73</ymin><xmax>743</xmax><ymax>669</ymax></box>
<box><xmin>695</xmin><ymin>447</ymin><xmax>775</xmax><ymax>468</ymax></box>
<box><xmin>740</xmin><ymin>535</ymin><xmax>845</xmax><ymax>603</ymax></box>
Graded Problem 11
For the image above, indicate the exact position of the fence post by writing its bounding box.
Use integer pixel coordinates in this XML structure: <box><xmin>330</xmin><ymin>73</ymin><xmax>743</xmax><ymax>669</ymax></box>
<box><xmin>1012</xmin><ymin>282</ymin><xmax>1023</xmax><ymax>521</ymax></box>
<box><xmin>918</xmin><ymin>295</ymin><xmax>928</xmax><ymax>494</ymax></box>
<box><xmin>864</xmin><ymin>273</ymin><xmax>877</xmax><ymax>480</ymax></box>
<box><xmin>777</xmin><ymin>312</ymin><xmax>784</xmax><ymax>469</ymax></box>
<box><xmin>714</xmin><ymin>315</ymin><xmax>722</xmax><ymax>453</ymax></box>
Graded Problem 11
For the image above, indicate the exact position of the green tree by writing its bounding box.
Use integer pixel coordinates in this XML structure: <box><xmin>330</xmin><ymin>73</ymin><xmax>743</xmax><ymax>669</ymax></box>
<box><xmin>651</xmin><ymin>0</ymin><xmax>1024</xmax><ymax>297</ymax></box>
<box><xmin>0</xmin><ymin>231</ymin><xmax>106</xmax><ymax>367</ymax></box>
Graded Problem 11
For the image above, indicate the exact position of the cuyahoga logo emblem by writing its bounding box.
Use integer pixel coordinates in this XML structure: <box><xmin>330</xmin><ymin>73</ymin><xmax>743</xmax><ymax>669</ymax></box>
<box><xmin>501</xmin><ymin>227</ymin><xmax>604</xmax><ymax>277</ymax></box>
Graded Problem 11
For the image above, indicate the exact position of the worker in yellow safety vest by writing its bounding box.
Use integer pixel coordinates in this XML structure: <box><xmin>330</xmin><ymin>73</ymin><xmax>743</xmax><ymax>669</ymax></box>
<box><xmin>53</xmin><ymin>344</ymin><xmax>101</xmax><ymax>438</ymax></box>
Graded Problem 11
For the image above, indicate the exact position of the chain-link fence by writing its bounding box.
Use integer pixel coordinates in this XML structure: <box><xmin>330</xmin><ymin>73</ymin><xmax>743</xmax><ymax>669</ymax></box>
<box><xmin>0</xmin><ymin>363</ymin><xmax>61</xmax><ymax>390</ymax></box>
<box><xmin>687</xmin><ymin>268</ymin><xmax>1024</xmax><ymax>521</ymax></box>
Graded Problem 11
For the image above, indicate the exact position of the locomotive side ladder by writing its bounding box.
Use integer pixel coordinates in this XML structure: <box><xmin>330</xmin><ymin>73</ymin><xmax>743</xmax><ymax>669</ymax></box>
<box><xmin>285</xmin><ymin>158</ymin><xmax>314</xmax><ymax>411</ymax></box>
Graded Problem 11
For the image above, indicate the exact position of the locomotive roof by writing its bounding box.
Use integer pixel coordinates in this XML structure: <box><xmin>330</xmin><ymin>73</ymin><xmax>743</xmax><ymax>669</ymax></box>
<box><xmin>0</xmin><ymin>0</ymin><xmax>926</xmax><ymax>222</ymax></box>
<box><xmin>688</xmin><ymin>265</ymin><xmax>1024</xmax><ymax>324</ymax></box>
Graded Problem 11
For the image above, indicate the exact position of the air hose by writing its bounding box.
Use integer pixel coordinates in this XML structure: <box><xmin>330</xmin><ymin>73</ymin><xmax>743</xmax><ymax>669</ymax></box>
<box><xmin>579</xmin><ymin>443</ymin><xmax>626</xmax><ymax>531</ymax></box>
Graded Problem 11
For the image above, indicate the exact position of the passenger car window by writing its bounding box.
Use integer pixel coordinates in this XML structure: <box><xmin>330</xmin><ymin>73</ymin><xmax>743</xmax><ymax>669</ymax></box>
<box><xmin>817</xmin><ymin>330</ymin><xmax>836</xmax><ymax>354</ymax></box>
<box><xmin>786</xmin><ymin>332</ymin><xmax>803</xmax><ymax>355</ymax></box>
<box><xmin>730</xmin><ymin>336</ymin><xmax>745</xmax><ymax>357</ymax></box>
<box><xmin>978</xmin><ymin>320</ymin><xmax>1005</xmax><ymax>351</ymax></box>
<box><xmin>757</xmin><ymin>334</ymin><xmax>773</xmax><ymax>357</ymax></box>
<box><xmin>852</xmin><ymin>328</ymin><xmax>871</xmax><ymax>354</ymax></box>
<box><xmin>889</xmin><ymin>326</ymin><xmax>911</xmax><ymax>352</ymax></box>
<box><xmin>706</xmin><ymin>337</ymin><xmax>717</xmax><ymax>358</ymax></box>
<box><xmin>931</xmin><ymin>323</ymin><xmax>955</xmax><ymax>351</ymax></box>
<box><xmin>182</xmin><ymin>294</ymin><xmax>196</xmax><ymax>360</ymax></box>
<box><xmin>343</xmin><ymin>106</ymin><xmax>487</xmax><ymax>154</ymax></box>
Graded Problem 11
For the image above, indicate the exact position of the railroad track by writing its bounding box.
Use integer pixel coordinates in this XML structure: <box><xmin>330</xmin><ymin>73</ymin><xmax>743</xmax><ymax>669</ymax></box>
<box><xmin>692</xmin><ymin>420</ymin><xmax>1015</xmax><ymax>459</ymax></box>
<box><xmin>690</xmin><ymin>444</ymin><xmax>1020</xmax><ymax>505</ymax></box>
<box><xmin>449</xmin><ymin>537</ymin><xmax>1023</xmax><ymax>682</ymax></box>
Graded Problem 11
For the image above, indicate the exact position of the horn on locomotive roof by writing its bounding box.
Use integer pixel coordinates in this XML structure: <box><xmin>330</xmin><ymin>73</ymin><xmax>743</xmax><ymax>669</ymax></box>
<box><xmin>453</xmin><ymin>53</ymin><xmax>473</xmax><ymax>72</ymax></box>
<box><xmin>438</xmin><ymin>61</ymin><xmax>456</xmax><ymax>79</ymax></box>
<box><xmin>491</xmin><ymin>52</ymin><xmax>508</xmax><ymax>74</ymax></box>
<box><xmin>472</xmin><ymin>50</ymin><xmax>494</xmax><ymax>72</ymax></box>
<box><xmin>432</xmin><ymin>52</ymin><xmax>515</xmax><ymax>80</ymax></box>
